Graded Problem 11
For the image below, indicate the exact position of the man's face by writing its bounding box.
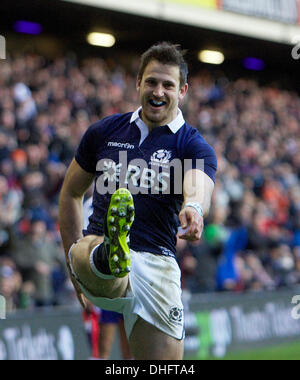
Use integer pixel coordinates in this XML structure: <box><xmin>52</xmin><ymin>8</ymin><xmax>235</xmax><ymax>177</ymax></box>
<box><xmin>137</xmin><ymin>60</ymin><xmax>188</xmax><ymax>128</ymax></box>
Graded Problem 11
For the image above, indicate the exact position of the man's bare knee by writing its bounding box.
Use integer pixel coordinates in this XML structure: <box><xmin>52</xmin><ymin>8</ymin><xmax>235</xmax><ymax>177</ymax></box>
<box><xmin>70</xmin><ymin>235</ymin><xmax>105</xmax><ymax>293</ymax></box>
<box><xmin>71</xmin><ymin>235</ymin><xmax>104</xmax><ymax>279</ymax></box>
<box><xmin>70</xmin><ymin>235</ymin><xmax>129</xmax><ymax>299</ymax></box>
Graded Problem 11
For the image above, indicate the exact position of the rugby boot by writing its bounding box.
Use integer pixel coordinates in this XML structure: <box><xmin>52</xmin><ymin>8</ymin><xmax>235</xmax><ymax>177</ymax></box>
<box><xmin>106</xmin><ymin>188</ymin><xmax>135</xmax><ymax>278</ymax></box>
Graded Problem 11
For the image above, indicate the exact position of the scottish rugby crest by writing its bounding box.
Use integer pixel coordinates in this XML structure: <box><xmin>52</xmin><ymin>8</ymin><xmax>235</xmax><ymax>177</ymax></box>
<box><xmin>150</xmin><ymin>149</ymin><xmax>172</xmax><ymax>164</ymax></box>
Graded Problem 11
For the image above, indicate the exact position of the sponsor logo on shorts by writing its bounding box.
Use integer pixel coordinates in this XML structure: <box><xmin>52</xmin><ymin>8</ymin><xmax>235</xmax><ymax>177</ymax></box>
<box><xmin>159</xmin><ymin>246</ymin><xmax>174</xmax><ymax>257</ymax></box>
<box><xmin>169</xmin><ymin>306</ymin><xmax>183</xmax><ymax>325</ymax></box>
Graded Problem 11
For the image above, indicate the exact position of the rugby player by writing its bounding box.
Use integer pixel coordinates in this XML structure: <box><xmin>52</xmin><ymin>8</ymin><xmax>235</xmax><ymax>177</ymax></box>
<box><xmin>58</xmin><ymin>42</ymin><xmax>217</xmax><ymax>360</ymax></box>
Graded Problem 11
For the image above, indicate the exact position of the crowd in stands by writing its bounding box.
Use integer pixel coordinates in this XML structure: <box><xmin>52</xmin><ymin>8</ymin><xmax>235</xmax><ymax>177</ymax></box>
<box><xmin>0</xmin><ymin>52</ymin><xmax>300</xmax><ymax>312</ymax></box>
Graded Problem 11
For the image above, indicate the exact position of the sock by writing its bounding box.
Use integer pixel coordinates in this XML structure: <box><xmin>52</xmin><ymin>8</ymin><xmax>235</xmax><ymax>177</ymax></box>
<box><xmin>92</xmin><ymin>243</ymin><xmax>111</xmax><ymax>275</ymax></box>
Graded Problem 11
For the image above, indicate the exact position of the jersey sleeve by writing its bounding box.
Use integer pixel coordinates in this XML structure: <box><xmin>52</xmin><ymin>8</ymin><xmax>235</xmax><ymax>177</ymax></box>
<box><xmin>184</xmin><ymin>130</ymin><xmax>218</xmax><ymax>182</ymax></box>
<box><xmin>75</xmin><ymin>122</ymin><xmax>101</xmax><ymax>173</ymax></box>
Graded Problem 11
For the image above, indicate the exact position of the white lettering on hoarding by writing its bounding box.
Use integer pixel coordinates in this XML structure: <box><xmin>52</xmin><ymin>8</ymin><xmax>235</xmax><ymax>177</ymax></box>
<box><xmin>291</xmin><ymin>295</ymin><xmax>300</xmax><ymax>320</ymax></box>
<box><xmin>0</xmin><ymin>296</ymin><xmax>5</xmax><ymax>320</ymax></box>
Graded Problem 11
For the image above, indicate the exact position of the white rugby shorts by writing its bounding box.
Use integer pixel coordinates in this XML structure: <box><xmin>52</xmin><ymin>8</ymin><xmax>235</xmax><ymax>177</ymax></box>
<box><xmin>70</xmin><ymin>248</ymin><xmax>185</xmax><ymax>340</ymax></box>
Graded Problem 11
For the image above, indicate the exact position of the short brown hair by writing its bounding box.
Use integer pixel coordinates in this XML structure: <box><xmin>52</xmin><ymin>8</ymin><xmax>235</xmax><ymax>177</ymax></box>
<box><xmin>138</xmin><ymin>42</ymin><xmax>188</xmax><ymax>87</ymax></box>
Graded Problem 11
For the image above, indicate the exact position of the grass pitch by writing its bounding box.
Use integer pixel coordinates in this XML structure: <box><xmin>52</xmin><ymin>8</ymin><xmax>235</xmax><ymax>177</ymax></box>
<box><xmin>213</xmin><ymin>342</ymin><xmax>300</xmax><ymax>360</ymax></box>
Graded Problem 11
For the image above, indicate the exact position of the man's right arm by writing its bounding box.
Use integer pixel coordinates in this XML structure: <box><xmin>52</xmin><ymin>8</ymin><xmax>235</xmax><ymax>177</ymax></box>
<box><xmin>58</xmin><ymin>158</ymin><xmax>95</xmax><ymax>256</ymax></box>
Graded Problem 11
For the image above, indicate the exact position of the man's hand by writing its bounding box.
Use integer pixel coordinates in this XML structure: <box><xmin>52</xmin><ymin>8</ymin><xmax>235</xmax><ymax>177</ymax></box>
<box><xmin>178</xmin><ymin>206</ymin><xmax>204</xmax><ymax>241</ymax></box>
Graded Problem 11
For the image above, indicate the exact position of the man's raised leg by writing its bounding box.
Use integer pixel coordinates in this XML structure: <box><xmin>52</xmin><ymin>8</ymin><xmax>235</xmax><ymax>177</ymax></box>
<box><xmin>69</xmin><ymin>188</ymin><xmax>135</xmax><ymax>300</ymax></box>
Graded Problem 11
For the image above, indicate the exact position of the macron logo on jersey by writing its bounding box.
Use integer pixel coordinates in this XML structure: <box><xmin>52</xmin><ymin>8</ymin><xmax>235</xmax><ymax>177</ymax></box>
<box><xmin>107</xmin><ymin>141</ymin><xmax>135</xmax><ymax>150</ymax></box>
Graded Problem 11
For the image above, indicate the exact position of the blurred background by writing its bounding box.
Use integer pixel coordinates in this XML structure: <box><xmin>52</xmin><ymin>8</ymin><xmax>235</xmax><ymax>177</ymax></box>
<box><xmin>0</xmin><ymin>0</ymin><xmax>300</xmax><ymax>360</ymax></box>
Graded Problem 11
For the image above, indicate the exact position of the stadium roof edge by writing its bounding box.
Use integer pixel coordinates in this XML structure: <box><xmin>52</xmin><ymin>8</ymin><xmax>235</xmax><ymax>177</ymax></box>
<box><xmin>61</xmin><ymin>0</ymin><xmax>300</xmax><ymax>45</ymax></box>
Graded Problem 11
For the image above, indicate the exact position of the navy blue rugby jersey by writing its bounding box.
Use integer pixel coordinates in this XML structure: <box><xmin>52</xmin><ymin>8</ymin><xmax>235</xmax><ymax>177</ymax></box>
<box><xmin>75</xmin><ymin>108</ymin><xmax>217</xmax><ymax>258</ymax></box>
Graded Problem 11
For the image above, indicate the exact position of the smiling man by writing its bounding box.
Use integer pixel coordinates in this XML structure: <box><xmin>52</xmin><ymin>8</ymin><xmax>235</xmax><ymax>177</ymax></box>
<box><xmin>59</xmin><ymin>42</ymin><xmax>217</xmax><ymax>360</ymax></box>
<box><xmin>137</xmin><ymin>57</ymin><xmax>188</xmax><ymax>129</ymax></box>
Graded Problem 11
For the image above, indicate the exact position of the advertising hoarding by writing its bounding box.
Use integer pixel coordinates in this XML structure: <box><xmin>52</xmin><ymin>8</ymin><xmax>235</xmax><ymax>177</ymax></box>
<box><xmin>0</xmin><ymin>308</ymin><xmax>90</xmax><ymax>360</ymax></box>
<box><xmin>164</xmin><ymin>0</ymin><xmax>219</xmax><ymax>8</ymax></box>
<box><xmin>220</xmin><ymin>0</ymin><xmax>299</xmax><ymax>25</ymax></box>
<box><xmin>184</xmin><ymin>289</ymin><xmax>300</xmax><ymax>359</ymax></box>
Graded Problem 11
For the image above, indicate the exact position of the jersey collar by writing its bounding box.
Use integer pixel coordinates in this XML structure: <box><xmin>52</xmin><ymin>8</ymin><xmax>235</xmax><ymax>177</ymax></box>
<box><xmin>130</xmin><ymin>107</ymin><xmax>185</xmax><ymax>134</ymax></box>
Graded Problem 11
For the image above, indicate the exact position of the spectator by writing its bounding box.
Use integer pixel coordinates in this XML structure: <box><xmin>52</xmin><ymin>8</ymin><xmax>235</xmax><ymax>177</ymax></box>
<box><xmin>0</xmin><ymin>257</ymin><xmax>23</xmax><ymax>312</ymax></box>
<box><xmin>177</xmin><ymin>224</ymin><xmax>226</xmax><ymax>293</ymax></box>
<box><xmin>11</xmin><ymin>218</ymin><xmax>65</xmax><ymax>306</ymax></box>
<box><xmin>13</xmin><ymin>83</ymin><xmax>37</xmax><ymax>125</ymax></box>
<box><xmin>0</xmin><ymin>175</ymin><xmax>23</xmax><ymax>228</ymax></box>
<box><xmin>0</xmin><ymin>175</ymin><xmax>23</xmax><ymax>256</ymax></box>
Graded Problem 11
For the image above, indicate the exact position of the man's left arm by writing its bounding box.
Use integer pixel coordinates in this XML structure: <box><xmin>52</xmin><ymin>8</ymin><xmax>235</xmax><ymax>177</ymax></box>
<box><xmin>178</xmin><ymin>169</ymin><xmax>215</xmax><ymax>241</ymax></box>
